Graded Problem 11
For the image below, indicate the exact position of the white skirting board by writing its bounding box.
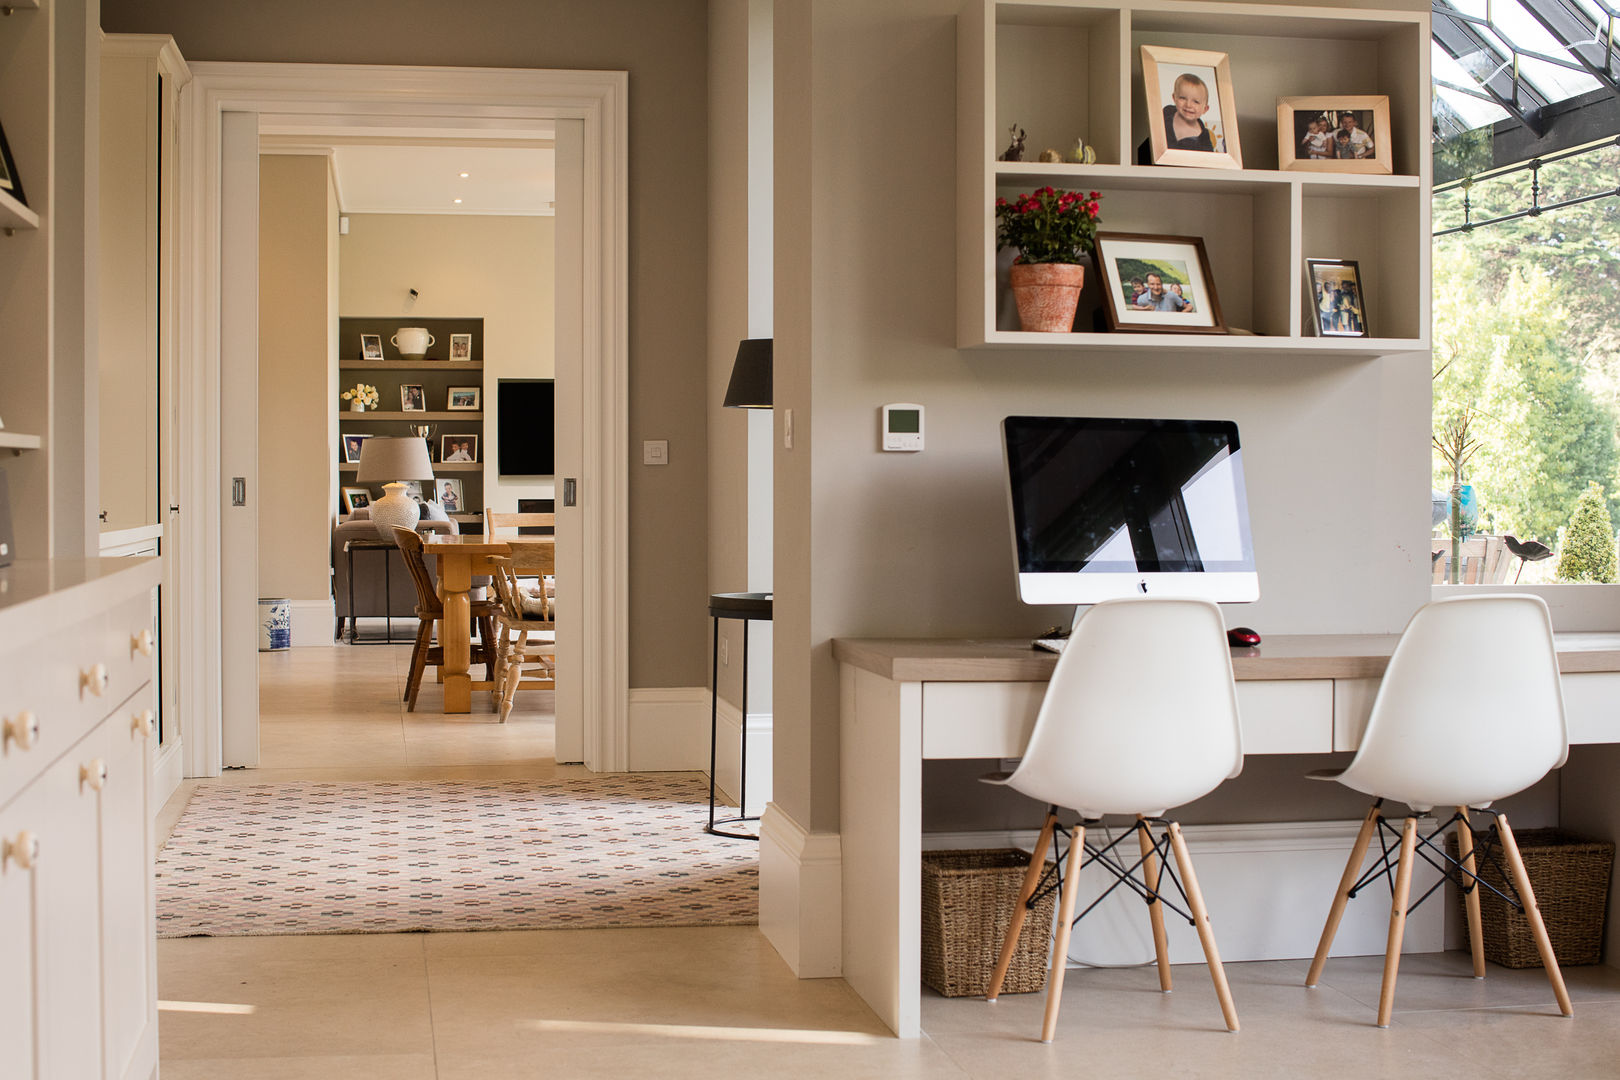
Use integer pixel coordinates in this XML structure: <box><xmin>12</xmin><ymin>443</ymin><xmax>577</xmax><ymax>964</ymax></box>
<box><xmin>711</xmin><ymin>697</ymin><xmax>772</xmax><ymax>816</ymax></box>
<box><xmin>626</xmin><ymin>687</ymin><xmax>709</xmax><ymax>771</ymax></box>
<box><xmin>290</xmin><ymin>599</ymin><xmax>335</xmax><ymax>647</ymax></box>
<box><xmin>760</xmin><ymin>803</ymin><xmax>844</xmax><ymax>978</ymax></box>
<box><xmin>922</xmin><ymin>819</ymin><xmax>1444</xmax><ymax>967</ymax></box>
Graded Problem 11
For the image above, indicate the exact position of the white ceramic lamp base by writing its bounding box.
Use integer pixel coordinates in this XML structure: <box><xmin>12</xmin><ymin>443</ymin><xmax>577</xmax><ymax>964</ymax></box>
<box><xmin>370</xmin><ymin>482</ymin><xmax>422</xmax><ymax>539</ymax></box>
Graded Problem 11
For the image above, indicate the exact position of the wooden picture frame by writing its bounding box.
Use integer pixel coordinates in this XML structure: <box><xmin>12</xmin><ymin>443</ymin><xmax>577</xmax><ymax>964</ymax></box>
<box><xmin>1278</xmin><ymin>96</ymin><xmax>1391</xmax><ymax>174</ymax></box>
<box><xmin>342</xmin><ymin>433</ymin><xmax>371</xmax><ymax>463</ymax></box>
<box><xmin>449</xmin><ymin>332</ymin><xmax>473</xmax><ymax>360</ymax></box>
<box><xmin>446</xmin><ymin>386</ymin><xmax>481</xmax><ymax>411</ymax></box>
<box><xmin>1094</xmin><ymin>232</ymin><xmax>1226</xmax><ymax>334</ymax></box>
<box><xmin>1141</xmin><ymin>45</ymin><xmax>1242</xmax><ymax>170</ymax></box>
<box><xmin>400</xmin><ymin>384</ymin><xmax>426</xmax><ymax>412</ymax></box>
<box><xmin>359</xmin><ymin>333</ymin><xmax>384</xmax><ymax>360</ymax></box>
<box><xmin>0</xmin><ymin>115</ymin><xmax>26</xmax><ymax>207</ymax></box>
<box><xmin>341</xmin><ymin>486</ymin><xmax>371</xmax><ymax>514</ymax></box>
<box><xmin>440</xmin><ymin>434</ymin><xmax>478</xmax><ymax>463</ymax></box>
<box><xmin>1306</xmin><ymin>258</ymin><xmax>1368</xmax><ymax>337</ymax></box>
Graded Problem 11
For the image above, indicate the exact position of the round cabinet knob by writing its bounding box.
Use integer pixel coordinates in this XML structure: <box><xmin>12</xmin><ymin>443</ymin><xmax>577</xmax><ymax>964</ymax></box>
<box><xmin>130</xmin><ymin>709</ymin><xmax>154</xmax><ymax>738</ymax></box>
<box><xmin>2</xmin><ymin>831</ymin><xmax>39</xmax><ymax>872</ymax></box>
<box><xmin>80</xmin><ymin>663</ymin><xmax>109</xmax><ymax>698</ymax></box>
<box><xmin>131</xmin><ymin>629</ymin><xmax>155</xmax><ymax>657</ymax></box>
<box><xmin>80</xmin><ymin>759</ymin><xmax>108</xmax><ymax>793</ymax></box>
<box><xmin>2</xmin><ymin>710</ymin><xmax>39</xmax><ymax>752</ymax></box>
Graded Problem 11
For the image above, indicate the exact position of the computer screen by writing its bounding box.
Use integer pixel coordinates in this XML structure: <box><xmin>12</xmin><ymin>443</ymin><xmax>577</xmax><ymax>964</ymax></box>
<box><xmin>1002</xmin><ymin>416</ymin><xmax>1258</xmax><ymax>605</ymax></box>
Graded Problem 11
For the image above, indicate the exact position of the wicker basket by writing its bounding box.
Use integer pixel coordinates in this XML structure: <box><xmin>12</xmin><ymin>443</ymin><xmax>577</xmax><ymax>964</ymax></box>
<box><xmin>921</xmin><ymin>848</ymin><xmax>1056</xmax><ymax>997</ymax></box>
<box><xmin>1448</xmin><ymin>828</ymin><xmax>1614</xmax><ymax>968</ymax></box>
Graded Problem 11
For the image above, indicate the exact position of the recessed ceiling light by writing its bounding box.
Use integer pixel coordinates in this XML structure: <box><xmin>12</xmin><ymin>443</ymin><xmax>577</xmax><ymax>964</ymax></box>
<box><xmin>453</xmin><ymin>198</ymin><xmax>463</xmax><ymax>204</ymax></box>
<box><xmin>459</xmin><ymin>172</ymin><xmax>470</xmax><ymax>178</ymax></box>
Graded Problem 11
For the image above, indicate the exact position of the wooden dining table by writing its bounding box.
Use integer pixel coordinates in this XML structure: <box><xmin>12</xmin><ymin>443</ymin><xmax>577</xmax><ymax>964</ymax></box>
<box><xmin>423</xmin><ymin>533</ymin><xmax>555</xmax><ymax>713</ymax></box>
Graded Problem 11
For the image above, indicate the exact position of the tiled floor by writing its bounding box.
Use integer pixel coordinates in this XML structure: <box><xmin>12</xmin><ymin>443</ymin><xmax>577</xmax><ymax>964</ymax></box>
<box><xmin>157</xmin><ymin>643</ymin><xmax>1620</xmax><ymax>1078</ymax></box>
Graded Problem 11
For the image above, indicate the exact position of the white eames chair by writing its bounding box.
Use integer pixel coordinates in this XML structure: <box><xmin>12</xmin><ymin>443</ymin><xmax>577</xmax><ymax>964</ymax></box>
<box><xmin>1305</xmin><ymin>594</ymin><xmax>1572</xmax><ymax>1027</ymax></box>
<box><xmin>983</xmin><ymin>597</ymin><xmax>1244</xmax><ymax>1042</ymax></box>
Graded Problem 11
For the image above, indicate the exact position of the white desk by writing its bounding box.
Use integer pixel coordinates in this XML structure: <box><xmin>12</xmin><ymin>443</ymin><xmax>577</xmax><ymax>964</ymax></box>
<box><xmin>833</xmin><ymin>634</ymin><xmax>1620</xmax><ymax>1037</ymax></box>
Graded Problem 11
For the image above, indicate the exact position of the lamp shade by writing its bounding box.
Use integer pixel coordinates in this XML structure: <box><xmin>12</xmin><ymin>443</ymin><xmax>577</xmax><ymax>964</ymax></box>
<box><xmin>723</xmin><ymin>338</ymin><xmax>772</xmax><ymax>409</ymax></box>
<box><xmin>355</xmin><ymin>436</ymin><xmax>435</xmax><ymax>483</ymax></box>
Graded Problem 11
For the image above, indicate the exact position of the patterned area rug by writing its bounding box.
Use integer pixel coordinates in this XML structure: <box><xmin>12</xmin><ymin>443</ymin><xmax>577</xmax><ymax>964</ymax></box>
<box><xmin>155</xmin><ymin>775</ymin><xmax>758</xmax><ymax>937</ymax></box>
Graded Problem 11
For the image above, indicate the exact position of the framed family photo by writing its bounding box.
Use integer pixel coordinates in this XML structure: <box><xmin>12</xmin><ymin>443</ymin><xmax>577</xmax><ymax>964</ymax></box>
<box><xmin>1141</xmin><ymin>45</ymin><xmax>1241</xmax><ymax>170</ymax></box>
<box><xmin>1306</xmin><ymin>258</ymin><xmax>1368</xmax><ymax>337</ymax></box>
<box><xmin>400</xmin><ymin>384</ymin><xmax>426</xmax><ymax>412</ymax></box>
<box><xmin>359</xmin><ymin>333</ymin><xmax>384</xmax><ymax>361</ymax></box>
<box><xmin>447</xmin><ymin>386</ymin><xmax>481</xmax><ymax>411</ymax></box>
<box><xmin>1278</xmin><ymin>96</ymin><xmax>1391</xmax><ymax>174</ymax></box>
<box><xmin>449</xmin><ymin>333</ymin><xmax>473</xmax><ymax>360</ymax></box>
<box><xmin>1094</xmin><ymin>232</ymin><xmax>1226</xmax><ymax>334</ymax></box>
<box><xmin>342</xmin><ymin>433</ymin><xmax>372</xmax><ymax>463</ymax></box>
<box><xmin>435</xmin><ymin>478</ymin><xmax>465</xmax><ymax>513</ymax></box>
<box><xmin>440</xmin><ymin>434</ymin><xmax>478</xmax><ymax>463</ymax></box>
<box><xmin>341</xmin><ymin>487</ymin><xmax>371</xmax><ymax>514</ymax></box>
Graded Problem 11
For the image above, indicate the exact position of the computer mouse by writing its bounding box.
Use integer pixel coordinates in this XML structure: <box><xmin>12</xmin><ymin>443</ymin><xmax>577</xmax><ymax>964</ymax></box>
<box><xmin>1227</xmin><ymin>627</ymin><xmax>1261</xmax><ymax>647</ymax></box>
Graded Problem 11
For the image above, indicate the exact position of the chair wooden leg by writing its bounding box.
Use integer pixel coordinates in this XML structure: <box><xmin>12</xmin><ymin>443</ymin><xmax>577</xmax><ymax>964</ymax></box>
<box><xmin>1307</xmin><ymin>802</ymin><xmax>1382</xmax><ymax>987</ymax></box>
<box><xmin>1497</xmin><ymin>813</ymin><xmax>1574</xmax><ymax>1017</ymax></box>
<box><xmin>1456</xmin><ymin>808</ymin><xmax>1486</xmax><ymax>979</ymax></box>
<box><xmin>1167</xmin><ymin>821</ymin><xmax>1239</xmax><ymax>1033</ymax></box>
<box><xmin>404</xmin><ymin>619</ymin><xmax>433</xmax><ymax>712</ymax></box>
<box><xmin>1040</xmin><ymin>821</ymin><xmax>1084</xmax><ymax>1043</ymax></box>
<box><xmin>1376</xmin><ymin>815</ymin><xmax>1419</xmax><ymax>1028</ymax></box>
<box><xmin>492</xmin><ymin>618</ymin><xmax>510</xmax><ymax>701</ymax></box>
<box><xmin>479</xmin><ymin>615</ymin><xmax>498</xmax><ymax>683</ymax></box>
<box><xmin>1138</xmin><ymin>816</ymin><xmax>1172</xmax><ymax>993</ymax></box>
<box><xmin>987</xmin><ymin>813</ymin><xmax>1057</xmax><ymax>1003</ymax></box>
<box><xmin>499</xmin><ymin>629</ymin><xmax>528</xmax><ymax>723</ymax></box>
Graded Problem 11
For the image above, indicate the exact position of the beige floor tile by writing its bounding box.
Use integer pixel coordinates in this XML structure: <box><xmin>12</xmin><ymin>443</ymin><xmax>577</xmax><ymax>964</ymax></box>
<box><xmin>159</xmin><ymin>1053</ymin><xmax>439</xmax><ymax>1080</ymax></box>
<box><xmin>1307</xmin><ymin>949</ymin><xmax>1620</xmax><ymax>1017</ymax></box>
<box><xmin>434</xmin><ymin>1037</ymin><xmax>967</xmax><ymax>1080</ymax></box>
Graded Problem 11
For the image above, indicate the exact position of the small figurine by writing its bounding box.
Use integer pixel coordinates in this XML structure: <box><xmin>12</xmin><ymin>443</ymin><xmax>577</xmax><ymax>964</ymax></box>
<box><xmin>1068</xmin><ymin>138</ymin><xmax>1097</xmax><ymax>165</ymax></box>
<box><xmin>1038</xmin><ymin>148</ymin><xmax>1063</xmax><ymax>163</ymax></box>
<box><xmin>998</xmin><ymin>124</ymin><xmax>1026</xmax><ymax>162</ymax></box>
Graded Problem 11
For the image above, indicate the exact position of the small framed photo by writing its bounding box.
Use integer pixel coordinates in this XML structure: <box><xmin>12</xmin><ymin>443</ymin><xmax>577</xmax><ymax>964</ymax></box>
<box><xmin>447</xmin><ymin>386</ymin><xmax>481</xmax><ymax>411</ymax></box>
<box><xmin>359</xmin><ymin>333</ymin><xmax>384</xmax><ymax>361</ymax></box>
<box><xmin>0</xmin><ymin>115</ymin><xmax>27</xmax><ymax>207</ymax></box>
<box><xmin>1094</xmin><ymin>232</ymin><xmax>1226</xmax><ymax>334</ymax></box>
<box><xmin>449</xmin><ymin>333</ymin><xmax>473</xmax><ymax>361</ymax></box>
<box><xmin>400</xmin><ymin>384</ymin><xmax>426</xmax><ymax>412</ymax></box>
<box><xmin>440</xmin><ymin>434</ymin><xmax>478</xmax><ymax>463</ymax></box>
<box><xmin>1278</xmin><ymin>96</ymin><xmax>1391</xmax><ymax>174</ymax></box>
<box><xmin>435</xmin><ymin>477</ymin><xmax>465</xmax><ymax>513</ymax></box>
<box><xmin>400</xmin><ymin>480</ymin><xmax>425</xmax><ymax>503</ymax></box>
<box><xmin>341</xmin><ymin>487</ymin><xmax>371</xmax><ymax>514</ymax></box>
<box><xmin>1306</xmin><ymin>259</ymin><xmax>1368</xmax><ymax>337</ymax></box>
<box><xmin>342</xmin><ymin>433</ymin><xmax>372</xmax><ymax>463</ymax></box>
<box><xmin>1141</xmin><ymin>45</ymin><xmax>1242</xmax><ymax>170</ymax></box>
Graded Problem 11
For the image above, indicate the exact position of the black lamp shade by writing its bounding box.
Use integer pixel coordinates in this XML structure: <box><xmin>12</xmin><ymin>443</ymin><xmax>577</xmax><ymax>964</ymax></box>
<box><xmin>723</xmin><ymin>338</ymin><xmax>772</xmax><ymax>409</ymax></box>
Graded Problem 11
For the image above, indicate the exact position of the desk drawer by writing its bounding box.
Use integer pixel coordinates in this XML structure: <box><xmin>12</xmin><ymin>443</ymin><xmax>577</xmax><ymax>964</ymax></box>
<box><xmin>1237</xmin><ymin>680</ymin><xmax>1333</xmax><ymax>754</ymax></box>
<box><xmin>1561</xmin><ymin>672</ymin><xmax>1620</xmax><ymax>744</ymax></box>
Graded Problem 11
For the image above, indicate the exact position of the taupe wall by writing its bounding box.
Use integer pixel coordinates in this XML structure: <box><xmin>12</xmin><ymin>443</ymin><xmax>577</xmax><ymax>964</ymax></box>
<box><xmin>101</xmin><ymin>0</ymin><xmax>712</xmax><ymax>689</ymax></box>
<box><xmin>338</xmin><ymin>213</ymin><xmax>556</xmax><ymax>511</ymax></box>
<box><xmin>257</xmin><ymin>155</ymin><xmax>337</xmax><ymax>603</ymax></box>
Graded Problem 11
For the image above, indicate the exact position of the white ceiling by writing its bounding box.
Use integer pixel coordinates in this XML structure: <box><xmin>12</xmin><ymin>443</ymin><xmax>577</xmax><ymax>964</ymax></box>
<box><xmin>329</xmin><ymin>144</ymin><xmax>555</xmax><ymax>217</ymax></box>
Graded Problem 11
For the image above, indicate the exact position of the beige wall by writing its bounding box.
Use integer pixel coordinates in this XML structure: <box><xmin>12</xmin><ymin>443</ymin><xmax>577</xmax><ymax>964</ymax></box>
<box><xmin>102</xmin><ymin>0</ymin><xmax>712</xmax><ymax>689</ymax></box>
<box><xmin>258</xmin><ymin>154</ymin><xmax>337</xmax><ymax>603</ymax></box>
<box><xmin>338</xmin><ymin>213</ymin><xmax>555</xmax><ymax>511</ymax></box>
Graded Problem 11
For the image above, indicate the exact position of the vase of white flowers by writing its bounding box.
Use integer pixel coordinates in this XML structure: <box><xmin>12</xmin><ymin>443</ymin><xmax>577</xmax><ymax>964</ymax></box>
<box><xmin>342</xmin><ymin>383</ymin><xmax>379</xmax><ymax>412</ymax></box>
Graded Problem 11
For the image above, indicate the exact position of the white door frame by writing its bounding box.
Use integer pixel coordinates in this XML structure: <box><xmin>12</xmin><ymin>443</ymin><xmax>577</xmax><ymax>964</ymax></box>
<box><xmin>177</xmin><ymin>62</ymin><xmax>630</xmax><ymax>776</ymax></box>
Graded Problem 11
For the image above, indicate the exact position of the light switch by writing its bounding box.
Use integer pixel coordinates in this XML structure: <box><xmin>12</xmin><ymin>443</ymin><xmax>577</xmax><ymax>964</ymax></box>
<box><xmin>643</xmin><ymin>439</ymin><xmax>669</xmax><ymax>466</ymax></box>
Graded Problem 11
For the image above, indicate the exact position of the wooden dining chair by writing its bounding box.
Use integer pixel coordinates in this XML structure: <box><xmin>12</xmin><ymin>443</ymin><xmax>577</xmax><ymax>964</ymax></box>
<box><xmin>486</xmin><ymin>553</ymin><xmax>557</xmax><ymax>722</ymax></box>
<box><xmin>392</xmin><ymin>527</ymin><xmax>500</xmax><ymax>712</ymax></box>
<box><xmin>485</xmin><ymin>509</ymin><xmax>555</xmax><ymax>537</ymax></box>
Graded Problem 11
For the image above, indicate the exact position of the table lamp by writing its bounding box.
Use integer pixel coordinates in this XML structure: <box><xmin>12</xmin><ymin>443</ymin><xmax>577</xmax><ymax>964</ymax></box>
<box><xmin>722</xmin><ymin>338</ymin><xmax>772</xmax><ymax>409</ymax></box>
<box><xmin>356</xmin><ymin>436</ymin><xmax>436</xmax><ymax>539</ymax></box>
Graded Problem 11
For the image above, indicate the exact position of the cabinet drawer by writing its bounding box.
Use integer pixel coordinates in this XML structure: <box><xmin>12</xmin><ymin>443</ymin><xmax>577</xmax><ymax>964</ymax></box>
<box><xmin>922</xmin><ymin>682</ymin><xmax>1045</xmax><ymax>758</ymax></box>
<box><xmin>1237</xmin><ymin>680</ymin><xmax>1334</xmax><ymax>755</ymax></box>
<box><xmin>0</xmin><ymin>610</ymin><xmax>109</xmax><ymax>810</ymax></box>
<box><xmin>101</xmin><ymin>590</ymin><xmax>157</xmax><ymax>722</ymax></box>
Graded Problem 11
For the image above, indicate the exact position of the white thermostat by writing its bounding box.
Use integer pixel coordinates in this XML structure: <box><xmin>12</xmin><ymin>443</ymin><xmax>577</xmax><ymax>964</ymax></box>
<box><xmin>881</xmin><ymin>403</ymin><xmax>925</xmax><ymax>451</ymax></box>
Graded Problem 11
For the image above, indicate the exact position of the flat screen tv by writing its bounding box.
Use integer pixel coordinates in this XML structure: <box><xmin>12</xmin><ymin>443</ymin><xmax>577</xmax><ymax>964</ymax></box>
<box><xmin>1002</xmin><ymin>416</ymin><xmax>1258</xmax><ymax>605</ymax></box>
<box><xmin>498</xmin><ymin>379</ymin><xmax>555</xmax><ymax>476</ymax></box>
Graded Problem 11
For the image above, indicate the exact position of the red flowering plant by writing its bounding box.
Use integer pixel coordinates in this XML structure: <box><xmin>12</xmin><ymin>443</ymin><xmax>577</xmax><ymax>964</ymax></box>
<box><xmin>994</xmin><ymin>187</ymin><xmax>1102</xmax><ymax>264</ymax></box>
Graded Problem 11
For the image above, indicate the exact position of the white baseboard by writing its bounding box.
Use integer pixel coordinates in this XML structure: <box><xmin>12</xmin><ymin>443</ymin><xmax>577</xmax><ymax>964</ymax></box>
<box><xmin>923</xmin><ymin>819</ymin><xmax>1444</xmax><ymax>966</ymax></box>
<box><xmin>152</xmin><ymin>738</ymin><xmax>184</xmax><ymax>816</ymax></box>
<box><xmin>712</xmin><ymin>697</ymin><xmax>772</xmax><ymax>816</ymax></box>
<box><xmin>760</xmin><ymin>803</ymin><xmax>843</xmax><ymax>978</ymax></box>
<box><xmin>290</xmin><ymin>598</ymin><xmax>335</xmax><ymax>647</ymax></box>
<box><xmin>626</xmin><ymin>687</ymin><xmax>709</xmax><ymax>771</ymax></box>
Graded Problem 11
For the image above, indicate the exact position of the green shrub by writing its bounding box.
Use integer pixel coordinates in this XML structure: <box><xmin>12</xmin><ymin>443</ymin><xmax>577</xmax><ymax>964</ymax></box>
<box><xmin>1555</xmin><ymin>482</ymin><xmax>1618</xmax><ymax>583</ymax></box>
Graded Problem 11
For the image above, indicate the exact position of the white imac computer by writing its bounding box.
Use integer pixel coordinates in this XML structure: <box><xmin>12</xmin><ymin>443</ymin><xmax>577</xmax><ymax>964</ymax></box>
<box><xmin>1002</xmin><ymin>416</ymin><xmax>1258</xmax><ymax>605</ymax></box>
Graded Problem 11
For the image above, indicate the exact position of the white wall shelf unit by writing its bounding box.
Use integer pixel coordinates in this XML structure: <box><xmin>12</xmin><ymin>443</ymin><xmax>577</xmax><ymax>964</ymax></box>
<box><xmin>0</xmin><ymin>189</ymin><xmax>39</xmax><ymax>231</ymax></box>
<box><xmin>0</xmin><ymin>432</ymin><xmax>43</xmax><ymax>451</ymax></box>
<box><xmin>958</xmin><ymin>0</ymin><xmax>1430</xmax><ymax>351</ymax></box>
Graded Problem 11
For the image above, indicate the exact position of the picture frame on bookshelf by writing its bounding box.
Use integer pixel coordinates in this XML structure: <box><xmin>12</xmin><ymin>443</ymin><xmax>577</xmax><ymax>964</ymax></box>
<box><xmin>441</xmin><ymin>434</ymin><xmax>478</xmax><ymax>462</ymax></box>
<box><xmin>401</xmin><ymin>384</ymin><xmax>426</xmax><ymax>412</ymax></box>
<box><xmin>447</xmin><ymin>386</ymin><xmax>481</xmax><ymax>411</ymax></box>
<box><xmin>341</xmin><ymin>487</ymin><xmax>371</xmax><ymax>514</ymax></box>
<box><xmin>360</xmin><ymin>333</ymin><xmax>384</xmax><ymax>361</ymax></box>
<box><xmin>1278</xmin><ymin>96</ymin><xmax>1391</xmax><ymax>174</ymax></box>
<box><xmin>1141</xmin><ymin>45</ymin><xmax>1241</xmax><ymax>170</ymax></box>
<box><xmin>449</xmin><ymin>333</ymin><xmax>473</xmax><ymax>360</ymax></box>
<box><xmin>400</xmin><ymin>480</ymin><xmax>425</xmax><ymax>502</ymax></box>
<box><xmin>342</xmin><ymin>433</ymin><xmax>372</xmax><ymax>463</ymax></box>
<box><xmin>1306</xmin><ymin>259</ymin><xmax>1368</xmax><ymax>337</ymax></box>
<box><xmin>435</xmin><ymin>478</ymin><xmax>465</xmax><ymax>513</ymax></box>
<box><xmin>0</xmin><ymin>115</ymin><xmax>27</xmax><ymax>208</ymax></box>
<box><xmin>1094</xmin><ymin>232</ymin><xmax>1226</xmax><ymax>334</ymax></box>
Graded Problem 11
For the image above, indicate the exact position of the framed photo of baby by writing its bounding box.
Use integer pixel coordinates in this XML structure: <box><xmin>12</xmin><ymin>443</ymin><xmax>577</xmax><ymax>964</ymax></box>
<box><xmin>1141</xmin><ymin>45</ymin><xmax>1242</xmax><ymax>170</ymax></box>
<box><xmin>1278</xmin><ymin>96</ymin><xmax>1391</xmax><ymax>174</ymax></box>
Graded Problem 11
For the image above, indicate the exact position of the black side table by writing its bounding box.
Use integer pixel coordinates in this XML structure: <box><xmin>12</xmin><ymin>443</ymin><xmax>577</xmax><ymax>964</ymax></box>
<box><xmin>345</xmin><ymin>537</ymin><xmax>397</xmax><ymax>644</ymax></box>
<box><xmin>707</xmin><ymin>591</ymin><xmax>772</xmax><ymax>840</ymax></box>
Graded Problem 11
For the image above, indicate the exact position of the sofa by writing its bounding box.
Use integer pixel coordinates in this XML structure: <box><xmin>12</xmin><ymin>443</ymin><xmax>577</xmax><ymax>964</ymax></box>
<box><xmin>331</xmin><ymin>508</ymin><xmax>459</xmax><ymax>640</ymax></box>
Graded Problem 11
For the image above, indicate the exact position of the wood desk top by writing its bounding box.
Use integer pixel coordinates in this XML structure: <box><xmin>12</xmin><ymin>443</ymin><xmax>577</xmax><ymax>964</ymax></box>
<box><xmin>832</xmin><ymin>632</ymin><xmax>1620</xmax><ymax>683</ymax></box>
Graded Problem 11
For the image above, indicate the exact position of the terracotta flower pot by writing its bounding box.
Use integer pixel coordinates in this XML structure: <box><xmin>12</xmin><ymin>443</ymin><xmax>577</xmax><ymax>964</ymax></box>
<box><xmin>1010</xmin><ymin>262</ymin><xmax>1085</xmax><ymax>332</ymax></box>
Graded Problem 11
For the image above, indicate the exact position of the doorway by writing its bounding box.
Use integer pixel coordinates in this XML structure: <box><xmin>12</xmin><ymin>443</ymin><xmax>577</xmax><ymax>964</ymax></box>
<box><xmin>178</xmin><ymin>63</ymin><xmax>629</xmax><ymax>778</ymax></box>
